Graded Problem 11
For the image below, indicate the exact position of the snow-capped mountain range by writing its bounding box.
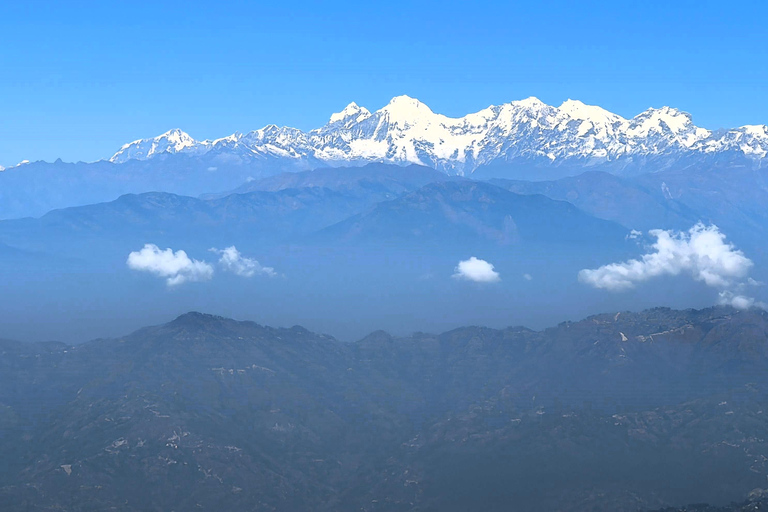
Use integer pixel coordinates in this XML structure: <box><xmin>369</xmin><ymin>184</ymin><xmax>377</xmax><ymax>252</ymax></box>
<box><xmin>110</xmin><ymin>95</ymin><xmax>768</xmax><ymax>176</ymax></box>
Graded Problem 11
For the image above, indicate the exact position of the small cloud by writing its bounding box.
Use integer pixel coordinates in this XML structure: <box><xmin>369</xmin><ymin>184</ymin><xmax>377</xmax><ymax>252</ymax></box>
<box><xmin>211</xmin><ymin>246</ymin><xmax>277</xmax><ymax>278</ymax></box>
<box><xmin>718</xmin><ymin>291</ymin><xmax>758</xmax><ymax>310</ymax></box>
<box><xmin>207</xmin><ymin>166</ymin><xmax>218</xmax><ymax>172</ymax></box>
<box><xmin>522</xmin><ymin>273</ymin><xmax>533</xmax><ymax>281</ymax></box>
<box><xmin>127</xmin><ymin>244</ymin><xmax>213</xmax><ymax>286</ymax></box>
<box><xmin>453</xmin><ymin>257</ymin><xmax>500</xmax><ymax>283</ymax></box>
<box><xmin>626</xmin><ymin>229</ymin><xmax>642</xmax><ymax>240</ymax></box>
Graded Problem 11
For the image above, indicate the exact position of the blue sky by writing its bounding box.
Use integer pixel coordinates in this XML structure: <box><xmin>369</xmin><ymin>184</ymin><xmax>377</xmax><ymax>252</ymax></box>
<box><xmin>1</xmin><ymin>0</ymin><xmax>766</xmax><ymax>166</ymax></box>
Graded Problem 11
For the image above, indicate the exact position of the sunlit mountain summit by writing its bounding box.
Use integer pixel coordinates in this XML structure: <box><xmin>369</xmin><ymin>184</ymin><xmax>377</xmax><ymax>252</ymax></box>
<box><xmin>110</xmin><ymin>95</ymin><xmax>768</xmax><ymax>176</ymax></box>
<box><xmin>1</xmin><ymin>95</ymin><xmax>766</xmax><ymax>220</ymax></box>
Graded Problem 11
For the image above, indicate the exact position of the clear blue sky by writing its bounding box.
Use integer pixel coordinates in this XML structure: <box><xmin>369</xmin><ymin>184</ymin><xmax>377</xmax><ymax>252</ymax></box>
<box><xmin>1</xmin><ymin>0</ymin><xmax>766</xmax><ymax>167</ymax></box>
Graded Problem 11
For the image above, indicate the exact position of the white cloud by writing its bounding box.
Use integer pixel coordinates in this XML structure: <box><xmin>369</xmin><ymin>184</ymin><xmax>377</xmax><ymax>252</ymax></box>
<box><xmin>453</xmin><ymin>257</ymin><xmax>500</xmax><ymax>283</ymax></box>
<box><xmin>522</xmin><ymin>273</ymin><xmax>533</xmax><ymax>281</ymax></box>
<box><xmin>718</xmin><ymin>291</ymin><xmax>757</xmax><ymax>310</ymax></box>
<box><xmin>127</xmin><ymin>244</ymin><xmax>214</xmax><ymax>286</ymax></box>
<box><xmin>579</xmin><ymin>223</ymin><xmax>762</xmax><ymax>309</ymax></box>
<box><xmin>211</xmin><ymin>246</ymin><xmax>277</xmax><ymax>278</ymax></box>
<box><xmin>579</xmin><ymin>224</ymin><xmax>752</xmax><ymax>291</ymax></box>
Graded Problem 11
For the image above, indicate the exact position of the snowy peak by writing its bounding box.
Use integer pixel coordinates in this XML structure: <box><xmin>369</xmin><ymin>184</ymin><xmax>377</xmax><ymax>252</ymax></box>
<box><xmin>631</xmin><ymin>106</ymin><xmax>695</xmax><ymax>133</ymax></box>
<box><xmin>328</xmin><ymin>102</ymin><xmax>371</xmax><ymax>125</ymax></box>
<box><xmin>375</xmin><ymin>96</ymin><xmax>439</xmax><ymax>131</ymax></box>
<box><xmin>381</xmin><ymin>95</ymin><xmax>433</xmax><ymax>114</ymax></box>
<box><xmin>511</xmin><ymin>96</ymin><xmax>546</xmax><ymax>109</ymax></box>
<box><xmin>110</xmin><ymin>128</ymin><xmax>200</xmax><ymax>163</ymax></box>
<box><xmin>159</xmin><ymin>128</ymin><xmax>196</xmax><ymax>145</ymax></box>
<box><xmin>713</xmin><ymin>124</ymin><xmax>768</xmax><ymax>158</ymax></box>
<box><xmin>627</xmin><ymin>106</ymin><xmax>708</xmax><ymax>148</ymax></box>
<box><xmin>107</xmin><ymin>96</ymin><xmax>768</xmax><ymax>174</ymax></box>
<box><xmin>558</xmin><ymin>99</ymin><xmax>626</xmax><ymax>124</ymax></box>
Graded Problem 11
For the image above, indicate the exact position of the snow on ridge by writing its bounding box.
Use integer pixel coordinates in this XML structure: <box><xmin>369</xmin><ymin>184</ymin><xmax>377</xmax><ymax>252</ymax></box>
<box><xmin>380</xmin><ymin>95</ymin><xmax>436</xmax><ymax>120</ymax></box>
<box><xmin>511</xmin><ymin>96</ymin><xmax>547</xmax><ymax>109</ymax></box>
<box><xmin>110</xmin><ymin>128</ymin><xmax>201</xmax><ymax>163</ymax></box>
<box><xmin>0</xmin><ymin>159</ymin><xmax>31</xmax><ymax>171</ymax></box>
<box><xmin>329</xmin><ymin>102</ymin><xmax>372</xmax><ymax>124</ymax></box>
<box><xmin>107</xmin><ymin>97</ymin><xmax>768</xmax><ymax>172</ymax></box>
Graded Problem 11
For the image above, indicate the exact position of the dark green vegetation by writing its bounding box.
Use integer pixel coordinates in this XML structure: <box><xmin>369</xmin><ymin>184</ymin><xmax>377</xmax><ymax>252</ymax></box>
<box><xmin>2</xmin><ymin>307</ymin><xmax>768</xmax><ymax>511</ymax></box>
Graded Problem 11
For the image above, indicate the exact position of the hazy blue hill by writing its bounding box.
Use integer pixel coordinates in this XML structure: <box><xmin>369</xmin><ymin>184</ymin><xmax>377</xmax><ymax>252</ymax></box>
<box><xmin>319</xmin><ymin>180</ymin><xmax>628</xmax><ymax>249</ymax></box>
<box><xmin>3</xmin><ymin>165</ymin><xmax>763</xmax><ymax>349</ymax></box>
<box><xmin>0</xmin><ymin>177</ymin><xmax>630</xmax><ymax>269</ymax></box>
<box><xmin>0</xmin><ymin>240</ymin><xmax>77</xmax><ymax>272</ymax></box>
<box><xmin>353</xmin><ymin>307</ymin><xmax>768</xmax><ymax>412</ymax></box>
<box><xmin>0</xmin><ymin>241</ymin><xmax>29</xmax><ymax>259</ymax></box>
<box><xmin>635</xmin><ymin>166</ymin><xmax>768</xmax><ymax>251</ymax></box>
<box><xmin>0</xmin><ymin>154</ymin><xmax>311</xmax><ymax>220</ymax></box>
<box><xmin>489</xmin><ymin>171</ymin><xmax>700</xmax><ymax>231</ymax></box>
<box><xmin>0</xmin><ymin>177</ymin><xmax>663</xmax><ymax>345</ymax></box>
<box><xmin>0</xmin><ymin>187</ymin><xmax>383</xmax><ymax>258</ymax></box>
<box><xmin>3</xmin><ymin>307</ymin><xmax>768</xmax><ymax>511</ymax></box>
<box><xmin>0</xmin><ymin>160</ymin><xmax>448</xmax><ymax>221</ymax></box>
<box><xmin>487</xmin><ymin>167</ymin><xmax>768</xmax><ymax>260</ymax></box>
<box><xmin>206</xmin><ymin>162</ymin><xmax>454</xmax><ymax>198</ymax></box>
<box><xmin>1</xmin><ymin>166</ymin><xmax>763</xmax><ymax>347</ymax></box>
<box><xmin>3</xmin><ymin>159</ymin><xmax>766</xmax><ymax>263</ymax></box>
<box><xmin>470</xmin><ymin>147</ymin><xmax>765</xmax><ymax>181</ymax></box>
<box><xmin>0</xmin><ymin>164</ymin><xmax>454</xmax><ymax>257</ymax></box>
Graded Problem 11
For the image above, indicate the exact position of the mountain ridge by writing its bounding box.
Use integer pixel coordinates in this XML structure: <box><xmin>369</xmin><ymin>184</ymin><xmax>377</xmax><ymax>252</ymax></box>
<box><xmin>106</xmin><ymin>95</ymin><xmax>768</xmax><ymax>176</ymax></box>
<box><xmin>2</xmin><ymin>98</ymin><xmax>767</xmax><ymax>220</ymax></box>
<box><xmin>3</xmin><ymin>306</ymin><xmax>768</xmax><ymax>511</ymax></box>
